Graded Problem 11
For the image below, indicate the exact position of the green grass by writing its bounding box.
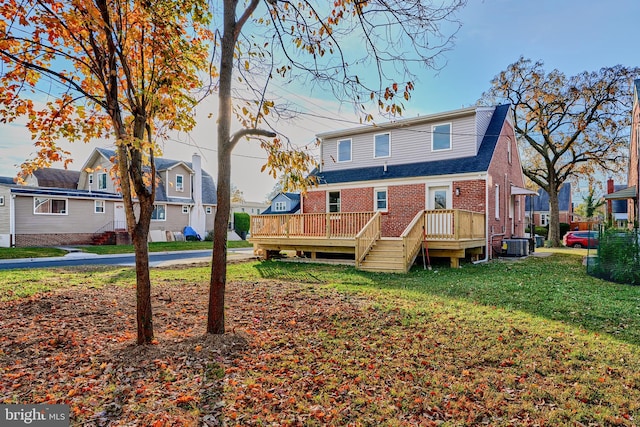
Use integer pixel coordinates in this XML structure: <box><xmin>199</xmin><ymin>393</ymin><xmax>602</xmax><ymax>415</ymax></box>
<box><xmin>0</xmin><ymin>240</ymin><xmax>253</xmax><ymax>259</ymax></box>
<box><xmin>77</xmin><ymin>239</ymin><xmax>252</xmax><ymax>255</ymax></box>
<box><xmin>0</xmin><ymin>246</ymin><xmax>68</xmax><ymax>259</ymax></box>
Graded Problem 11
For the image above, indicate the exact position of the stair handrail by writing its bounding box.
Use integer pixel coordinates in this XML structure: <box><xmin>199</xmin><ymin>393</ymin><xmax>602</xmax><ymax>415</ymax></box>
<box><xmin>401</xmin><ymin>210</ymin><xmax>426</xmax><ymax>273</ymax></box>
<box><xmin>354</xmin><ymin>211</ymin><xmax>381</xmax><ymax>267</ymax></box>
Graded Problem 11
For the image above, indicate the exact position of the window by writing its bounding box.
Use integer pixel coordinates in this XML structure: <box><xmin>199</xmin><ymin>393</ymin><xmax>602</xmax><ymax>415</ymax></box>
<box><xmin>433</xmin><ymin>190</ymin><xmax>447</xmax><ymax>210</ymax></box>
<box><xmin>432</xmin><ymin>123</ymin><xmax>451</xmax><ymax>151</ymax></box>
<box><xmin>328</xmin><ymin>191</ymin><xmax>341</xmax><ymax>213</ymax></box>
<box><xmin>95</xmin><ymin>200</ymin><xmax>105</xmax><ymax>214</ymax></box>
<box><xmin>206</xmin><ymin>206</ymin><xmax>212</xmax><ymax>214</ymax></box>
<box><xmin>274</xmin><ymin>201</ymin><xmax>287</xmax><ymax>212</ymax></box>
<box><xmin>540</xmin><ymin>213</ymin><xmax>549</xmax><ymax>226</ymax></box>
<box><xmin>374</xmin><ymin>133</ymin><xmax>390</xmax><ymax>158</ymax></box>
<box><xmin>88</xmin><ymin>174</ymin><xmax>93</xmax><ymax>185</ymax></box>
<box><xmin>182</xmin><ymin>205</ymin><xmax>189</xmax><ymax>214</ymax></box>
<box><xmin>0</xmin><ymin>195</ymin><xmax>4</xmax><ymax>206</ymax></box>
<box><xmin>495</xmin><ymin>184</ymin><xmax>500</xmax><ymax>219</ymax></box>
<box><xmin>337</xmin><ymin>139</ymin><xmax>352</xmax><ymax>162</ymax></box>
<box><xmin>97</xmin><ymin>173</ymin><xmax>107</xmax><ymax>190</ymax></box>
<box><xmin>374</xmin><ymin>188</ymin><xmax>388</xmax><ymax>212</ymax></box>
<box><xmin>507</xmin><ymin>137</ymin><xmax>512</xmax><ymax>164</ymax></box>
<box><xmin>34</xmin><ymin>197</ymin><xmax>67</xmax><ymax>215</ymax></box>
<box><xmin>176</xmin><ymin>175</ymin><xmax>184</xmax><ymax>192</ymax></box>
<box><xmin>151</xmin><ymin>204</ymin><xmax>166</xmax><ymax>221</ymax></box>
<box><xmin>257</xmin><ymin>208</ymin><xmax>260</xmax><ymax>214</ymax></box>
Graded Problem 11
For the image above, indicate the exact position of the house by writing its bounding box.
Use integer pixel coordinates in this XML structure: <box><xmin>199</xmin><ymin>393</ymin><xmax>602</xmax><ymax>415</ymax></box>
<box><xmin>606</xmin><ymin>179</ymin><xmax>628</xmax><ymax>228</ymax></box>
<box><xmin>229</xmin><ymin>200</ymin><xmax>270</xmax><ymax>230</ymax></box>
<box><xmin>261</xmin><ymin>192</ymin><xmax>301</xmax><ymax>214</ymax></box>
<box><xmin>251</xmin><ymin>104</ymin><xmax>532</xmax><ymax>271</ymax></box>
<box><xmin>524</xmin><ymin>184</ymin><xmax>573</xmax><ymax>228</ymax></box>
<box><xmin>0</xmin><ymin>148</ymin><xmax>217</xmax><ymax>247</ymax></box>
<box><xmin>605</xmin><ymin>79</ymin><xmax>640</xmax><ymax>228</ymax></box>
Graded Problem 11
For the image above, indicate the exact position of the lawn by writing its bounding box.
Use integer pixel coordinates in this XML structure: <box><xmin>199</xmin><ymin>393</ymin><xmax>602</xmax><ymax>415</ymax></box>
<box><xmin>1</xmin><ymin>254</ymin><xmax>639</xmax><ymax>425</ymax></box>
<box><xmin>0</xmin><ymin>240</ymin><xmax>253</xmax><ymax>259</ymax></box>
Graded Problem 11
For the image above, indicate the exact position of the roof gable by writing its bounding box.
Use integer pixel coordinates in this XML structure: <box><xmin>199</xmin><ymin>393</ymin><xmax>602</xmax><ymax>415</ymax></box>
<box><xmin>312</xmin><ymin>104</ymin><xmax>511</xmax><ymax>184</ymax></box>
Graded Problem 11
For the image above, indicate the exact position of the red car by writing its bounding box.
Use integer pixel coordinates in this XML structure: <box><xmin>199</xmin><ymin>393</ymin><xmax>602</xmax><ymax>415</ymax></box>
<box><xmin>563</xmin><ymin>231</ymin><xmax>599</xmax><ymax>248</ymax></box>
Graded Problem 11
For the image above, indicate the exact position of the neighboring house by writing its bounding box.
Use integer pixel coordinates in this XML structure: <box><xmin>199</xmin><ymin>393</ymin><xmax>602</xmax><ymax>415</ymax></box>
<box><xmin>229</xmin><ymin>200</ymin><xmax>270</xmax><ymax>230</ymax></box>
<box><xmin>524</xmin><ymin>184</ymin><xmax>573</xmax><ymax>228</ymax></box>
<box><xmin>605</xmin><ymin>79</ymin><xmax>640</xmax><ymax>228</ymax></box>
<box><xmin>252</xmin><ymin>104</ymin><xmax>532</xmax><ymax>271</ymax></box>
<box><xmin>606</xmin><ymin>179</ymin><xmax>628</xmax><ymax>228</ymax></box>
<box><xmin>0</xmin><ymin>148</ymin><xmax>217</xmax><ymax>247</ymax></box>
<box><xmin>262</xmin><ymin>192</ymin><xmax>301</xmax><ymax>214</ymax></box>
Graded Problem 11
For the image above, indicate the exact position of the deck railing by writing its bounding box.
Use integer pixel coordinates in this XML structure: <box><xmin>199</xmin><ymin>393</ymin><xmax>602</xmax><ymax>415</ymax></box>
<box><xmin>401</xmin><ymin>210</ymin><xmax>426</xmax><ymax>272</ymax></box>
<box><xmin>424</xmin><ymin>209</ymin><xmax>485</xmax><ymax>240</ymax></box>
<box><xmin>354</xmin><ymin>212</ymin><xmax>381</xmax><ymax>267</ymax></box>
<box><xmin>251</xmin><ymin>212</ymin><xmax>376</xmax><ymax>239</ymax></box>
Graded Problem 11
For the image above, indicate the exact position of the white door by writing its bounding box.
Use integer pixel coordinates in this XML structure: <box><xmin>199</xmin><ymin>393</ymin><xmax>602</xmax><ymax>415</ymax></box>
<box><xmin>426</xmin><ymin>186</ymin><xmax>452</xmax><ymax>236</ymax></box>
<box><xmin>114</xmin><ymin>203</ymin><xmax>126</xmax><ymax>230</ymax></box>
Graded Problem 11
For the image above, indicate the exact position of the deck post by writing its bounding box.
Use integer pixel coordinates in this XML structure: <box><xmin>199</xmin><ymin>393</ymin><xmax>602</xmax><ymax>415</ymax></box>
<box><xmin>325</xmin><ymin>213</ymin><xmax>331</xmax><ymax>239</ymax></box>
<box><xmin>453</xmin><ymin>210</ymin><xmax>460</xmax><ymax>240</ymax></box>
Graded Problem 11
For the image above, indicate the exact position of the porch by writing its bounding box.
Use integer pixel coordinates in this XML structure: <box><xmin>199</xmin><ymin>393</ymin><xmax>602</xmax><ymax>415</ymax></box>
<box><xmin>250</xmin><ymin>209</ymin><xmax>486</xmax><ymax>273</ymax></box>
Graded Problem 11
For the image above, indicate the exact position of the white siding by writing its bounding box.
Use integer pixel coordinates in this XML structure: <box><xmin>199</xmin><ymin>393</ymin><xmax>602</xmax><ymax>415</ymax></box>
<box><xmin>0</xmin><ymin>186</ymin><xmax>11</xmax><ymax>234</ymax></box>
<box><xmin>14</xmin><ymin>195</ymin><xmax>116</xmax><ymax>234</ymax></box>
<box><xmin>321</xmin><ymin>111</ymin><xmax>478</xmax><ymax>172</ymax></box>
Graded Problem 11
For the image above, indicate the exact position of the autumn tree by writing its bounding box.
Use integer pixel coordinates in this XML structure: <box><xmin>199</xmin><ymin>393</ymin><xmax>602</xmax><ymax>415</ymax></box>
<box><xmin>207</xmin><ymin>0</ymin><xmax>467</xmax><ymax>333</ymax></box>
<box><xmin>575</xmin><ymin>187</ymin><xmax>605</xmax><ymax>222</ymax></box>
<box><xmin>0</xmin><ymin>0</ymin><xmax>211</xmax><ymax>343</ymax></box>
<box><xmin>480</xmin><ymin>58</ymin><xmax>639</xmax><ymax>246</ymax></box>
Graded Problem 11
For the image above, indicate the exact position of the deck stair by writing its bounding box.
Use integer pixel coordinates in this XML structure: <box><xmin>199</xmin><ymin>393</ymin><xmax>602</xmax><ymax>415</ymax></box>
<box><xmin>359</xmin><ymin>238</ymin><xmax>407</xmax><ymax>273</ymax></box>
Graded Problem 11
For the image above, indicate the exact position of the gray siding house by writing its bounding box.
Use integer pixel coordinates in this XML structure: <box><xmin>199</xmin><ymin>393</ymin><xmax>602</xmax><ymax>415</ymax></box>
<box><xmin>0</xmin><ymin>148</ymin><xmax>217</xmax><ymax>247</ymax></box>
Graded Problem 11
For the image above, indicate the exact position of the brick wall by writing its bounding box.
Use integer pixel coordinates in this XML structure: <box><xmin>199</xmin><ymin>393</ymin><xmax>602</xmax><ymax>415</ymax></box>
<box><xmin>452</xmin><ymin>180</ymin><xmax>485</xmax><ymax>213</ymax></box>
<box><xmin>303</xmin><ymin>191</ymin><xmax>326</xmax><ymax>213</ymax></box>
<box><xmin>16</xmin><ymin>233</ymin><xmax>95</xmax><ymax>247</ymax></box>
<box><xmin>384</xmin><ymin>184</ymin><xmax>425</xmax><ymax>236</ymax></box>
<box><xmin>341</xmin><ymin>187</ymin><xmax>373</xmax><ymax>212</ymax></box>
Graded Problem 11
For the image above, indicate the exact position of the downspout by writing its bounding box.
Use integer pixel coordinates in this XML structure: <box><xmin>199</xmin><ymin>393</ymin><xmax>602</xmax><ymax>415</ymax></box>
<box><xmin>473</xmin><ymin>176</ymin><xmax>491</xmax><ymax>264</ymax></box>
<box><xmin>10</xmin><ymin>193</ymin><xmax>15</xmax><ymax>247</ymax></box>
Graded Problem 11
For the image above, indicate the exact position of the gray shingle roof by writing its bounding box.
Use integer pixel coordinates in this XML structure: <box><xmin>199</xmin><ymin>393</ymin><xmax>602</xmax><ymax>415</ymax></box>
<box><xmin>525</xmin><ymin>184</ymin><xmax>572</xmax><ymax>212</ymax></box>
<box><xmin>311</xmin><ymin>104</ymin><xmax>511</xmax><ymax>184</ymax></box>
<box><xmin>32</xmin><ymin>168</ymin><xmax>80</xmax><ymax>189</ymax></box>
<box><xmin>97</xmin><ymin>148</ymin><xmax>217</xmax><ymax>205</ymax></box>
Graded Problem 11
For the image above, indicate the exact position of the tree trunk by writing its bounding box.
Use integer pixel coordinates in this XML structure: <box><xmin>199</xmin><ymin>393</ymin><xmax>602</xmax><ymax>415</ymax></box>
<box><xmin>132</xmin><ymin>226</ymin><xmax>153</xmax><ymax>344</ymax></box>
<box><xmin>547</xmin><ymin>185</ymin><xmax>561</xmax><ymax>247</ymax></box>
<box><xmin>207</xmin><ymin>0</ymin><xmax>235</xmax><ymax>334</ymax></box>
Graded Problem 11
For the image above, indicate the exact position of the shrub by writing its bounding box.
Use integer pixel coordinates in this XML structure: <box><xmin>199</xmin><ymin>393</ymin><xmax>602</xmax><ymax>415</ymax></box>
<box><xmin>204</xmin><ymin>230</ymin><xmax>214</xmax><ymax>241</ymax></box>
<box><xmin>534</xmin><ymin>226</ymin><xmax>548</xmax><ymax>238</ymax></box>
<box><xmin>559</xmin><ymin>222</ymin><xmax>571</xmax><ymax>237</ymax></box>
<box><xmin>590</xmin><ymin>230</ymin><xmax>640</xmax><ymax>285</ymax></box>
<box><xmin>234</xmin><ymin>212</ymin><xmax>250</xmax><ymax>238</ymax></box>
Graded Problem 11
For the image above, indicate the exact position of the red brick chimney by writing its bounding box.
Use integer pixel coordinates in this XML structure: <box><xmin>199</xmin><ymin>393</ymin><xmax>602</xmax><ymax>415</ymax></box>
<box><xmin>607</xmin><ymin>178</ymin><xmax>614</xmax><ymax>220</ymax></box>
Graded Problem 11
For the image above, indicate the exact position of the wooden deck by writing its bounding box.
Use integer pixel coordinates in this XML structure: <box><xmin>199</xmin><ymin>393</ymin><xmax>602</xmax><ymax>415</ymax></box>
<box><xmin>250</xmin><ymin>210</ymin><xmax>486</xmax><ymax>273</ymax></box>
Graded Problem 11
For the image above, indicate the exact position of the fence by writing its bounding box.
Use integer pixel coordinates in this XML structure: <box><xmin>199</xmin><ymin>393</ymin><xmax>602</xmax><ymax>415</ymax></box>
<box><xmin>587</xmin><ymin>227</ymin><xmax>640</xmax><ymax>285</ymax></box>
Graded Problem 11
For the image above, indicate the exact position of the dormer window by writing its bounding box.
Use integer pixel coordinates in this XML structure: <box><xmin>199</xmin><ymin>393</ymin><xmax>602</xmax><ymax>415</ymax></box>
<box><xmin>374</xmin><ymin>133</ymin><xmax>390</xmax><ymax>158</ymax></box>
<box><xmin>176</xmin><ymin>174</ymin><xmax>184</xmax><ymax>192</ymax></box>
<box><xmin>432</xmin><ymin>123</ymin><xmax>452</xmax><ymax>151</ymax></box>
<box><xmin>97</xmin><ymin>173</ymin><xmax>107</xmax><ymax>190</ymax></box>
<box><xmin>337</xmin><ymin>139</ymin><xmax>352</xmax><ymax>162</ymax></box>
<box><xmin>274</xmin><ymin>201</ymin><xmax>286</xmax><ymax>212</ymax></box>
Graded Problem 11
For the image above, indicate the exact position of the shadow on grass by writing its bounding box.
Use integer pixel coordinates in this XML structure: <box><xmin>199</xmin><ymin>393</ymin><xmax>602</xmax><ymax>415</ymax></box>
<box><xmin>250</xmin><ymin>254</ymin><xmax>640</xmax><ymax>347</ymax></box>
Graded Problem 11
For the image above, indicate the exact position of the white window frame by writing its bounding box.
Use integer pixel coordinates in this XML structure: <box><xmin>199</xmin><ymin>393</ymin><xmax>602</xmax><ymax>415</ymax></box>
<box><xmin>540</xmin><ymin>213</ymin><xmax>549</xmax><ymax>226</ymax></box>
<box><xmin>274</xmin><ymin>201</ymin><xmax>287</xmax><ymax>212</ymax></box>
<box><xmin>206</xmin><ymin>206</ymin><xmax>213</xmax><ymax>214</ymax></box>
<box><xmin>373</xmin><ymin>132</ymin><xmax>391</xmax><ymax>159</ymax></box>
<box><xmin>337</xmin><ymin>139</ymin><xmax>352</xmax><ymax>163</ymax></box>
<box><xmin>94</xmin><ymin>200</ymin><xmax>105</xmax><ymax>214</ymax></box>
<box><xmin>328</xmin><ymin>191</ymin><xmax>341</xmax><ymax>213</ymax></box>
<box><xmin>374</xmin><ymin>187</ymin><xmax>388</xmax><ymax>212</ymax></box>
<box><xmin>97</xmin><ymin>172</ymin><xmax>107</xmax><ymax>190</ymax></box>
<box><xmin>34</xmin><ymin>197</ymin><xmax>68</xmax><ymax>215</ymax></box>
<box><xmin>495</xmin><ymin>184</ymin><xmax>500</xmax><ymax>220</ymax></box>
<box><xmin>431</xmin><ymin>123</ymin><xmax>452</xmax><ymax>152</ymax></box>
<box><xmin>88</xmin><ymin>174</ymin><xmax>94</xmax><ymax>185</ymax></box>
<box><xmin>182</xmin><ymin>205</ymin><xmax>189</xmax><ymax>214</ymax></box>
<box><xmin>151</xmin><ymin>204</ymin><xmax>167</xmax><ymax>221</ymax></box>
<box><xmin>176</xmin><ymin>174</ymin><xmax>184</xmax><ymax>192</ymax></box>
<box><xmin>507</xmin><ymin>137</ymin><xmax>512</xmax><ymax>164</ymax></box>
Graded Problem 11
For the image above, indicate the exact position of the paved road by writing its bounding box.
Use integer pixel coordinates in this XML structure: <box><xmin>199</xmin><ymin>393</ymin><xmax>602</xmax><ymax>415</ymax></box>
<box><xmin>0</xmin><ymin>248</ymin><xmax>256</xmax><ymax>270</ymax></box>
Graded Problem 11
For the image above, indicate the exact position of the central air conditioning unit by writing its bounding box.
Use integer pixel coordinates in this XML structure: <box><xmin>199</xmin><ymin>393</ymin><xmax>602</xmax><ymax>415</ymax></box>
<box><xmin>501</xmin><ymin>239</ymin><xmax>529</xmax><ymax>257</ymax></box>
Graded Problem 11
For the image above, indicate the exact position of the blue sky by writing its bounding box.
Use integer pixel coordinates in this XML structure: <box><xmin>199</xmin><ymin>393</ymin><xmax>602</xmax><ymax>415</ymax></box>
<box><xmin>1</xmin><ymin>0</ymin><xmax>638</xmax><ymax>201</ymax></box>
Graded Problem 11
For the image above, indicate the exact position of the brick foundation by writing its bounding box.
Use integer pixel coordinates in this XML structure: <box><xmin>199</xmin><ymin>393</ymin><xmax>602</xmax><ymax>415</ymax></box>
<box><xmin>15</xmin><ymin>233</ymin><xmax>95</xmax><ymax>247</ymax></box>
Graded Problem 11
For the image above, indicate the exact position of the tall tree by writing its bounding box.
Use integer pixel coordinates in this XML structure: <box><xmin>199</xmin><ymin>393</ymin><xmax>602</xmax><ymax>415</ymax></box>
<box><xmin>207</xmin><ymin>0</ymin><xmax>467</xmax><ymax>333</ymax></box>
<box><xmin>0</xmin><ymin>0</ymin><xmax>211</xmax><ymax>343</ymax></box>
<box><xmin>480</xmin><ymin>58</ymin><xmax>639</xmax><ymax>246</ymax></box>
